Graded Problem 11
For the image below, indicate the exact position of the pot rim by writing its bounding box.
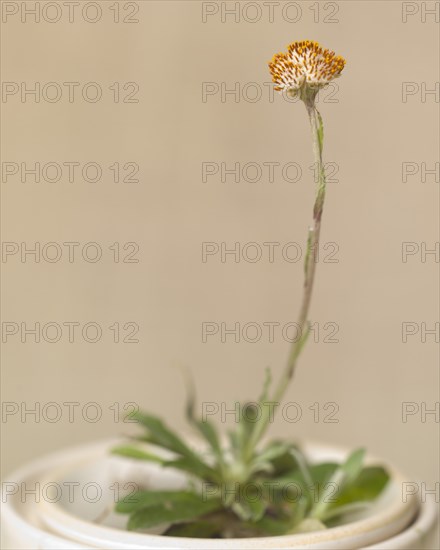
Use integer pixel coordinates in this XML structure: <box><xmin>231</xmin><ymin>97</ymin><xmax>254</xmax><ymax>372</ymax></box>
<box><xmin>3</xmin><ymin>438</ymin><xmax>419</xmax><ymax>549</ymax></box>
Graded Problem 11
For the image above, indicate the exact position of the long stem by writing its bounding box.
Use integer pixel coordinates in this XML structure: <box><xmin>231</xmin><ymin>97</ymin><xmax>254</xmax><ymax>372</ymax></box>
<box><xmin>246</xmin><ymin>100</ymin><xmax>327</xmax><ymax>455</ymax></box>
<box><xmin>274</xmin><ymin>101</ymin><xmax>326</xmax><ymax>402</ymax></box>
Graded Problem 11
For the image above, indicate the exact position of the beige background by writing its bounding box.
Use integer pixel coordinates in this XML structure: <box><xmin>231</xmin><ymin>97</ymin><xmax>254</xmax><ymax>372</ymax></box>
<box><xmin>1</xmin><ymin>0</ymin><xmax>439</xmax><ymax>516</ymax></box>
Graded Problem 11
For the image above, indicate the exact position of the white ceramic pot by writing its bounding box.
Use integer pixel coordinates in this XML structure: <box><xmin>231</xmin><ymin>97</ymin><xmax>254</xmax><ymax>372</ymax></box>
<box><xmin>1</xmin><ymin>440</ymin><xmax>437</xmax><ymax>549</ymax></box>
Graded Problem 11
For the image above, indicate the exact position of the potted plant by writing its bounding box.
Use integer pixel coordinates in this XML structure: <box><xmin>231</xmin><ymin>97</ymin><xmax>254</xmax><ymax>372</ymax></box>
<box><xmin>109</xmin><ymin>39</ymin><xmax>392</xmax><ymax>539</ymax></box>
<box><xmin>1</xmin><ymin>40</ymin><xmax>437</xmax><ymax>550</ymax></box>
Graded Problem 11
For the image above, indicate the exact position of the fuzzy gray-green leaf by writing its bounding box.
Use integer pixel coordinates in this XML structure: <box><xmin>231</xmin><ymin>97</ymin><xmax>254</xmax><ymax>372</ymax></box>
<box><xmin>163</xmin><ymin>521</ymin><xmax>221</xmax><ymax>538</ymax></box>
<box><xmin>126</xmin><ymin>492</ymin><xmax>223</xmax><ymax>531</ymax></box>
<box><xmin>110</xmin><ymin>445</ymin><xmax>166</xmax><ymax>464</ymax></box>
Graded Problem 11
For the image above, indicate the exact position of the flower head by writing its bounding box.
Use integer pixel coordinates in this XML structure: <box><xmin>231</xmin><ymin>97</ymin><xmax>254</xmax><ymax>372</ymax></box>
<box><xmin>269</xmin><ymin>40</ymin><xmax>345</xmax><ymax>99</ymax></box>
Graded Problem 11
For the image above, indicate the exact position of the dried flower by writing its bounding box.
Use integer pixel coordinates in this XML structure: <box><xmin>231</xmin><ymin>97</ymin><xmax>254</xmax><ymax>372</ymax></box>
<box><xmin>269</xmin><ymin>40</ymin><xmax>345</xmax><ymax>99</ymax></box>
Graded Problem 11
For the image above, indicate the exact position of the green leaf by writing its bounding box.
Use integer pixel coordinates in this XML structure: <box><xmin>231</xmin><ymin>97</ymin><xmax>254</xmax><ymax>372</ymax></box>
<box><xmin>251</xmin><ymin>513</ymin><xmax>294</xmax><ymax>536</ymax></box>
<box><xmin>247</xmin><ymin>497</ymin><xmax>267</xmax><ymax>522</ymax></box>
<box><xmin>257</xmin><ymin>495</ymin><xmax>308</xmax><ymax>534</ymax></box>
<box><xmin>268</xmin><ymin>445</ymin><xmax>300</xmax><ymax>476</ymax></box>
<box><xmin>308</xmin><ymin>462</ymin><xmax>339</xmax><ymax>486</ymax></box>
<box><xmin>340</xmin><ymin>448</ymin><xmax>365</xmax><ymax>486</ymax></box>
<box><xmin>243</xmin><ymin>370</ymin><xmax>272</xmax><ymax>438</ymax></box>
<box><xmin>267</xmin><ymin>460</ymin><xmax>337</xmax><ymax>525</ymax></box>
<box><xmin>273</xmin><ymin>462</ymin><xmax>338</xmax><ymax>506</ymax></box>
<box><xmin>241</xmin><ymin>402</ymin><xmax>261</xmax><ymax>431</ymax></box>
<box><xmin>319</xmin><ymin>450</ymin><xmax>365</xmax><ymax>507</ymax></box>
<box><xmin>163</xmin><ymin>521</ymin><xmax>221</xmax><ymax>538</ymax></box>
<box><xmin>289</xmin><ymin>495</ymin><xmax>309</xmax><ymax>528</ymax></box>
<box><xmin>234</xmin><ymin>402</ymin><xmax>259</xmax><ymax>461</ymax></box>
<box><xmin>133</xmin><ymin>412</ymin><xmax>197</xmax><ymax>457</ymax></box>
<box><xmin>185</xmin><ymin>373</ymin><xmax>223</xmax><ymax>462</ymax></box>
<box><xmin>310</xmin><ymin>449</ymin><xmax>367</xmax><ymax>519</ymax></box>
<box><xmin>133</xmin><ymin>411</ymin><xmax>219</xmax><ymax>481</ymax></box>
<box><xmin>111</xmin><ymin>445</ymin><xmax>166</xmax><ymax>464</ymax></box>
<box><xmin>228</xmin><ymin>429</ymin><xmax>240</xmax><ymax>454</ymax></box>
<box><xmin>194</xmin><ymin>420</ymin><xmax>222</xmax><ymax>460</ymax></box>
<box><xmin>250</xmin><ymin>441</ymin><xmax>297</xmax><ymax>477</ymax></box>
<box><xmin>116</xmin><ymin>490</ymin><xmax>196</xmax><ymax>514</ymax></box>
<box><xmin>126</xmin><ymin>492</ymin><xmax>223</xmax><ymax>531</ymax></box>
<box><xmin>231</xmin><ymin>484</ymin><xmax>268</xmax><ymax>522</ymax></box>
<box><xmin>162</xmin><ymin>456</ymin><xmax>219</xmax><ymax>481</ymax></box>
<box><xmin>231</xmin><ymin>501</ymin><xmax>251</xmax><ymax>521</ymax></box>
<box><xmin>234</xmin><ymin>369</ymin><xmax>274</xmax><ymax>462</ymax></box>
<box><xmin>328</xmin><ymin>466</ymin><xmax>390</xmax><ymax>510</ymax></box>
<box><xmin>256</xmin><ymin>442</ymin><xmax>291</xmax><ymax>464</ymax></box>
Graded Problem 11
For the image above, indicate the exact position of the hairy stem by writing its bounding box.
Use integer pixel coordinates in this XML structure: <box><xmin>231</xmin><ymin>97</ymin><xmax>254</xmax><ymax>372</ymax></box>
<box><xmin>246</xmin><ymin>100</ymin><xmax>327</xmax><ymax>456</ymax></box>
<box><xmin>274</xmin><ymin>102</ymin><xmax>325</xmax><ymax>400</ymax></box>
